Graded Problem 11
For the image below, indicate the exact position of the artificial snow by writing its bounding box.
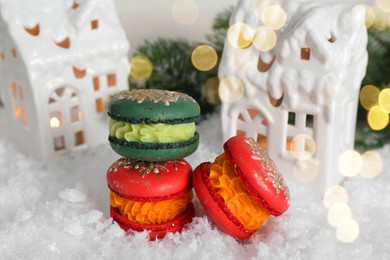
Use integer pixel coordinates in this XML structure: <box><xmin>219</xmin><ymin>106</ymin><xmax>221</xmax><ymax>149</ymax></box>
<box><xmin>0</xmin><ymin>112</ymin><xmax>389</xmax><ymax>259</ymax></box>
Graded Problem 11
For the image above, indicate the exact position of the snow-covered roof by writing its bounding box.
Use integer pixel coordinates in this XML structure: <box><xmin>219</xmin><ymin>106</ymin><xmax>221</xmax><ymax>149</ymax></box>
<box><xmin>0</xmin><ymin>0</ymin><xmax>129</xmax><ymax>75</ymax></box>
<box><xmin>219</xmin><ymin>0</ymin><xmax>368</xmax><ymax>111</ymax></box>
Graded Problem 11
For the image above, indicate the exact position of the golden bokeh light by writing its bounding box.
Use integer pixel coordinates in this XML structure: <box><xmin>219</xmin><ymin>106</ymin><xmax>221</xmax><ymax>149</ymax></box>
<box><xmin>360</xmin><ymin>151</ymin><xmax>383</xmax><ymax>179</ymax></box>
<box><xmin>171</xmin><ymin>0</ymin><xmax>199</xmax><ymax>25</ymax></box>
<box><xmin>376</xmin><ymin>0</ymin><xmax>390</xmax><ymax>12</ymax></box>
<box><xmin>323</xmin><ymin>185</ymin><xmax>349</xmax><ymax>210</ymax></box>
<box><xmin>202</xmin><ymin>77</ymin><xmax>221</xmax><ymax>105</ymax></box>
<box><xmin>293</xmin><ymin>159</ymin><xmax>319</xmax><ymax>183</ymax></box>
<box><xmin>339</xmin><ymin>150</ymin><xmax>363</xmax><ymax>177</ymax></box>
<box><xmin>227</xmin><ymin>23</ymin><xmax>254</xmax><ymax>49</ymax></box>
<box><xmin>336</xmin><ymin>219</ymin><xmax>360</xmax><ymax>243</ymax></box>
<box><xmin>261</xmin><ymin>5</ymin><xmax>287</xmax><ymax>30</ymax></box>
<box><xmin>191</xmin><ymin>45</ymin><xmax>218</xmax><ymax>72</ymax></box>
<box><xmin>378</xmin><ymin>88</ymin><xmax>390</xmax><ymax>113</ymax></box>
<box><xmin>218</xmin><ymin>77</ymin><xmax>245</xmax><ymax>103</ymax></box>
<box><xmin>252</xmin><ymin>26</ymin><xmax>277</xmax><ymax>51</ymax></box>
<box><xmin>290</xmin><ymin>134</ymin><xmax>316</xmax><ymax>160</ymax></box>
<box><xmin>368</xmin><ymin>105</ymin><xmax>389</xmax><ymax>130</ymax></box>
<box><xmin>327</xmin><ymin>202</ymin><xmax>352</xmax><ymax>228</ymax></box>
<box><xmin>50</xmin><ymin>117</ymin><xmax>61</xmax><ymax>128</ymax></box>
<box><xmin>359</xmin><ymin>85</ymin><xmax>380</xmax><ymax>110</ymax></box>
<box><xmin>129</xmin><ymin>56</ymin><xmax>153</xmax><ymax>82</ymax></box>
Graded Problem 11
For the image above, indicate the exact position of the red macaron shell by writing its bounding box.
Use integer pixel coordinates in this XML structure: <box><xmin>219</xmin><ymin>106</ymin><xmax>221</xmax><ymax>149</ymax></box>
<box><xmin>223</xmin><ymin>136</ymin><xmax>290</xmax><ymax>216</ymax></box>
<box><xmin>107</xmin><ymin>158</ymin><xmax>192</xmax><ymax>202</ymax></box>
<box><xmin>193</xmin><ymin>163</ymin><xmax>256</xmax><ymax>239</ymax></box>
<box><xmin>110</xmin><ymin>203</ymin><xmax>195</xmax><ymax>240</ymax></box>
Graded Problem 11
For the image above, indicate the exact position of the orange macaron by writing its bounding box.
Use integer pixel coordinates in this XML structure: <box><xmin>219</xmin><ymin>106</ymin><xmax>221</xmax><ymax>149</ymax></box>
<box><xmin>193</xmin><ymin>136</ymin><xmax>290</xmax><ymax>239</ymax></box>
<box><xmin>107</xmin><ymin>157</ymin><xmax>195</xmax><ymax>240</ymax></box>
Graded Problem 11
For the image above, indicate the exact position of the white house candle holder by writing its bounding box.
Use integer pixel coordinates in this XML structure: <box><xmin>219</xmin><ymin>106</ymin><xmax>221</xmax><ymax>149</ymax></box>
<box><xmin>219</xmin><ymin>0</ymin><xmax>368</xmax><ymax>196</ymax></box>
<box><xmin>0</xmin><ymin>0</ymin><xmax>130</xmax><ymax>159</ymax></box>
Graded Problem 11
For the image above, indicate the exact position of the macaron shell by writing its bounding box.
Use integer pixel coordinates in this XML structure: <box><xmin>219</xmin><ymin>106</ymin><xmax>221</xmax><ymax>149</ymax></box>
<box><xmin>109</xmin><ymin>132</ymin><xmax>199</xmax><ymax>162</ymax></box>
<box><xmin>223</xmin><ymin>136</ymin><xmax>290</xmax><ymax>216</ymax></box>
<box><xmin>110</xmin><ymin>203</ymin><xmax>195</xmax><ymax>240</ymax></box>
<box><xmin>193</xmin><ymin>163</ymin><xmax>255</xmax><ymax>239</ymax></box>
<box><xmin>107</xmin><ymin>158</ymin><xmax>193</xmax><ymax>201</ymax></box>
<box><xmin>108</xmin><ymin>90</ymin><xmax>200</xmax><ymax>124</ymax></box>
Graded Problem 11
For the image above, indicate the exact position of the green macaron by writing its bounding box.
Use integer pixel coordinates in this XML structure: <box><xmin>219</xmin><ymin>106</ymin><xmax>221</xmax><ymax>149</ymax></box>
<box><xmin>108</xmin><ymin>89</ymin><xmax>200</xmax><ymax>161</ymax></box>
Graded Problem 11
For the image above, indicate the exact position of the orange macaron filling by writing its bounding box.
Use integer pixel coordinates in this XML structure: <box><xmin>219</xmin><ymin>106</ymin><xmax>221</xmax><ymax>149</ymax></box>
<box><xmin>110</xmin><ymin>190</ymin><xmax>193</xmax><ymax>225</ymax></box>
<box><xmin>208</xmin><ymin>153</ymin><xmax>270</xmax><ymax>230</ymax></box>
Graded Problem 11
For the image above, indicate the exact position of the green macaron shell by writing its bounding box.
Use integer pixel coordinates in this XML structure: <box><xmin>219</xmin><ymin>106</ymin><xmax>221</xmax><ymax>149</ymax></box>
<box><xmin>109</xmin><ymin>132</ymin><xmax>200</xmax><ymax>161</ymax></box>
<box><xmin>108</xmin><ymin>90</ymin><xmax>200</xmax><ymax>124</ymax></box>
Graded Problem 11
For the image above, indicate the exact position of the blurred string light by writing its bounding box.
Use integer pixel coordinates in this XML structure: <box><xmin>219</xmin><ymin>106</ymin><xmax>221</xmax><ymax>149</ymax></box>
<box><xmin>191</xmin><ymin>45</ymin><xmax>218</xmax><ymax>71</ymax></box>
<box><xmin>336</xmin><ymin>219</ymin><xmax>360</xmax><ymax>243</ymax></box>
<box><xmin>291</xmin><ymin>134</ymin><xmax>318</xmax><ymax>183</ymax></box>
<box><xmin>360</xmin><ymin>85</ymin><xmax>390</xmax><ymax>130</ymax></box>
<box><xmin>261</xmin><ymin>5</ymin><xmax>287</xmax><ymax>30</ymax></box>
<box><xmin>227</xmin><ymin>23</ymin><xmax>254</xmax><ymax>49</ymax></box>
<box><xmin>129</xmin><ymin>56</ymin><xmax>153</xmax><ymax>82</ymax></box>
<box><xmin>202</xmin><ymin>77</ymin><xmax>221</xmax><ymax>105</ymax></box>
<box><xmin>218</xmin><ymin>77</ymin><xmax>245</xmax><ymax>103</ymax></box>
<box><xmin>171</xmin><ymin>0</ymin><xmax>199</xmax><ymax>25</ymax></box>
<box><xmin>327</xmin><ymin>202</ymin><xmax>352</xmax><ymax>228</ymax></box>
<box><xmin>227</xmin><ymin>1</ymin><xmax>286</xmax><ymax>51</ymax></box>
<box><xmin>360</xmin><ymin>151</ymin><xmax>383</xmax><ymax>179</ymax></box>
<box><xmin>339</xmin><ymin>150</ymin><xmax>363</xmax><ymax>177</ymax></box>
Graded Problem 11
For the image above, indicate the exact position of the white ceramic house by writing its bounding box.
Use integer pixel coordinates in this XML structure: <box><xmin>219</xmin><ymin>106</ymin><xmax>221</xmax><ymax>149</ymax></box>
<box><xmin>0</xmin><ymin>0</ymin><xmax>130</xmax><ymax>159</ymax></box>
<box><xmin>219</xmin><ymin>0</ymin><xmax>368</xmax><ymax>195</ymax></box>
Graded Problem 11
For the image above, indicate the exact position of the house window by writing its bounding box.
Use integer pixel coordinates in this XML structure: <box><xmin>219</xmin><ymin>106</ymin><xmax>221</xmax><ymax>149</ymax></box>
<box><xmin>285</xmin><ymin>112</ymin><xmax>315</xmax><ymax>152</ymax></box>
<box><xmin>107</xmin><ymin>74</ymin><xmax>116</xmax><ymax>87</ymax></box>
<box><xmin>75</xmin><ymin>131</ymin><xmax>85</xmax><ymax>146</ymax></box>
<box><xmin>70</xmin><ymin>105</ymin><xmax>82</xmax><ymax>122</ymax></box>
<box><xmin>14</xmin><ymin>104</ymin><xmax>21</xmax><ymax>119</ymax></box>
<box><xmin>50</xmin><ymin>111</ymin><xmax>62</xmax><ymax>128</ymax></box>
<box><xmin>10</xmin><ymin>82</ymin><xmax>17</xmax><ymax>97</ymax></box>
<box><xmin>301</xmin><ymin>48</ymin><xmax>311</xmax><ymax>60</ymax></box>
<box><xmin>288</xmin><ymin>112</ymin><xmax>296</xmax><ymax>125</ymax></box>
<box><xmin>95</xmin><ymin>98</ymin><xmax>105</xmax><ymax>113</ymax></box>
<box><xmin>93</xmin><ymin>76</ymin><xmax>100</xmax><ymax>91</ymax></box>
<box><xmin>236</xmin><ymin>108</ymin><xmax>268</xmax><ymax>148</ymax></box>
<box><xmin>72</xmin><ymin>1</ymin><xmax>80</xmax><ymax>9</ymax></box>
<box><xmin>54</xmin><ymin>136</ymin><xmax>65</xmax><ymax>151</ymax></box>
<box><xmin>12</xmin><ymin>48</ymin><xmax>17</xmax><ymax>58</ymax></box>
<box><xmin>1</xmin><ymin>51</ymin><xmax>4</xmax><ymax>60</ymax></box>
<box><xmin>306</xmin><ymin>114</ymin><xmax>314</xmax><ymax>128</ymax></box>
<box><xmin>91</xmin><ymin>19</ymin><xmax>99</xmax><ymax>29</ymax></box>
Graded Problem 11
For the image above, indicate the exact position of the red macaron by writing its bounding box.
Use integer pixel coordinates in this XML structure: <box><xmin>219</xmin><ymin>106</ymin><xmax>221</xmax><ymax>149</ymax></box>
<box><xmin>193</xmin><ymin>136</ymin><xmax>290</xmax><ymax>239</ymax></box>
<box><xmin>107</xmin><ymin>157</ymin><xmax>195</xmax><ymax>240</ymax></box>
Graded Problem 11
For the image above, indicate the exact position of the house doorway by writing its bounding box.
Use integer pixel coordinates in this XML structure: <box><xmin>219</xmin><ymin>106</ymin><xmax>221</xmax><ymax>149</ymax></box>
<box><xmin>48</xmin><ymin>86</ymin><xmax>85</xmax><ymax>152</ymax></box>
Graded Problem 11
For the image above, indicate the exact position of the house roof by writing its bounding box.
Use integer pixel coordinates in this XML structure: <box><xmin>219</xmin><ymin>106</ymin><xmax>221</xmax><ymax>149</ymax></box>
<box><xmin>219</xmin><ymin>0</ymin><xmax>368</xmax><ymax>112</ymax></box>
<box><xmin>0</xmin><ymin>0</ymin><xmax>129</xmax><ymax>74</ymax></box>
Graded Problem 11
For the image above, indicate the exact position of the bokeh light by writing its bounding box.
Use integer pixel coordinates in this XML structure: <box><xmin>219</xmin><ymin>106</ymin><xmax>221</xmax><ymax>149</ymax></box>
<box><xmin>290</xmin><ymin>134</ymin><xmax>316</xmax><ymax>160</ymax></box>
<box><xmin>202</xmin><ymin>77</ymin><xmax>221</xmax><ymax>105</ymax></box>
<box><xmin>227</xmin><ymin>23</ymin><xmax>254</xmax><ymax>49</ymax></box>
<box><xmin>261</xmin><ymin>5</ymin><xmax>287</xmax><ymax>30</ymax></box>
<box><xmin>368</xmin><ymin>105</ymin><xmax>389</xmax><ymax>130</ymax></box>
<box><xmin>378</xmin><ymin>88</ymin><xmax>390</xmax><ymax>113</ymax></box>
<box><xmin>323</xmin><ymin>185</ymin><xmax>349</xmax><ymax>210</ymax></box>
<box><xmin>218</xmin><ymin>77</ymin><xmax>245</xmax><ymax>103</ymax></box>
<box><xmin>336</xmin><ymin>219</ymin><xmax>360</xmax><ymax>243</ymax></box>
<box><xmin>129</xmin><ymin>56</ymin><xmax>153</xmax><ymax>82</ymax></box>
<box><xmin>252</xmin><ymin>26</ymin><xmax>277</xmax><ymax>51</ymax></box>
<box><xmin>339</xmin><ymin>150</ymin><xmax>363</xmax><ymax>177</ymax></box>
<box><xmin>293</xmin><ymin>159</ymin><xmax>319</xmax><ymax>183</ymax></box>
<box><xmin>359</xmin><ymin>85</ymin><xmax>380</xmax><ymax>110</ymax></box>
<box><xmin>327</xmin><ymin>202</ymin><xmax>352</xmax><ymax>228</ymax></box>
<box><xmin>171</xmin><ymin>0</ymin><xmax>199</xmax><ymax>25</ymax></box>
<box><xmin>360</xmin><ymin>151</ymin><xmax>383</xmax><ymax>179</ymax></box>
<box><xmin>191</xmin><ymin>45</ymin><xmax>218</xmax><ymax>72</ymax></box>
<box><xmin>376</xmin><ymin>0</ymin><xmax>390</xmax><ymax>12</ymax></box>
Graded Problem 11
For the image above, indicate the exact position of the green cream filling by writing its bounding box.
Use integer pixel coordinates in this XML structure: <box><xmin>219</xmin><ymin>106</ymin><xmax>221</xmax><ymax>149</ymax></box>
<box><xmin>109</xmin><ymin>119</ymin><xmax>196</xmax><ymax>143</ymax></box>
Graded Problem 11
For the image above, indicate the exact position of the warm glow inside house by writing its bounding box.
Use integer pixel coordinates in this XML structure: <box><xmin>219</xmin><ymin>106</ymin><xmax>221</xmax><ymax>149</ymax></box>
<box><xmin>0</xmin><ymin>0</ymin><xmax>129</xmax><ymax>159</ymax></box>
<box><xmin>219</xmin><ymin>0</ymin><xmax>368</xmax><ymax>195</ymax></box>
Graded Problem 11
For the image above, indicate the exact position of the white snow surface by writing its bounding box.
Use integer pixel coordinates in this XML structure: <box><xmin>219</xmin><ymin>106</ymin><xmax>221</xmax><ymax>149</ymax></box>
<box><xmin>0</xmin><ymin>112</ymin><xmax>389</xmax><ymax>259</ymax></box>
